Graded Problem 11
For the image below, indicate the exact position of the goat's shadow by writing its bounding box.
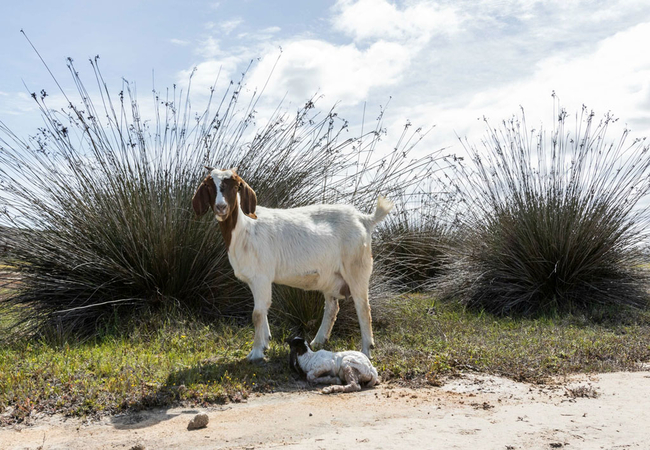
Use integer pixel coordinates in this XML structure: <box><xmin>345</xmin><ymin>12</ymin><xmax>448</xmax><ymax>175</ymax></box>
<box><xmin>109</xmin><ymin>349</ymin><xmax>312</xmax><ymax>431</ymax></box>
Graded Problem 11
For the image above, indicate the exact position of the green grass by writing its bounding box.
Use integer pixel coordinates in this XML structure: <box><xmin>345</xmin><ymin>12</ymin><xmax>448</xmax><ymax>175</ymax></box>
<box><xmin>374</xmin><ymin>295</ymin><xmax>650</xmax><ymax>383</ymax></box>
<box><xmin>1</xmin><ymin>294</ymin><xmax>650</xmax><ymax>425</ymax></box>
<box><xmin>0</xmin><ymin>320</ymin><xmax>294</xmax><ymax>425</ymax></box>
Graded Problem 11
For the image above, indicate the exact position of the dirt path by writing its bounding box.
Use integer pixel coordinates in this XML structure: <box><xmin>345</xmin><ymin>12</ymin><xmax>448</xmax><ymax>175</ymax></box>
<box><xmin>2</xmin><ymin>371</ymin><xmax>649</xmax><ymax>449</ymax></box>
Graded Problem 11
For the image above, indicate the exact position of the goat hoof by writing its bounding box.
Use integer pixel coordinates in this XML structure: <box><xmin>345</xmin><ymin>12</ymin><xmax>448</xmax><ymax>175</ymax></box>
<box><xmin>246</xmin><ymin>349</ymin><xmax>266</xmax><ymax>363</ymax></box>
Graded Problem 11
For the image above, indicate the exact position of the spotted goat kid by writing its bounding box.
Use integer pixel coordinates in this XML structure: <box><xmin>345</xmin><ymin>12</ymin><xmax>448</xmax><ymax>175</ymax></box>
<box><xmin>288</xmin><ymin>337</ymin><xmax>380</xmax><ymax>394</ymax></box>
<box><xmin>192</xmin><ymin>167</ymin><xmax>393</xmax><ymax>361</ymax></box>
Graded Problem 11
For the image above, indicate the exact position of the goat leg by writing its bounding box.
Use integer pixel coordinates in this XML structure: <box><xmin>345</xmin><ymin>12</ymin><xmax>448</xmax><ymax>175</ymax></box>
<box><xmin>321</xmin><ymin>366</ymin><xmax>361</xmax><ymax>394</ymax></box>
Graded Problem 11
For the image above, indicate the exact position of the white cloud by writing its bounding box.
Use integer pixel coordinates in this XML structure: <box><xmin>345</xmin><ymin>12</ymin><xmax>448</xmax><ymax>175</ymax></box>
<box><xmin>170</xmin><ymin>38</ymin><xmax>190</xmax><ymax>46</ymax></box>
<box><xmin>470</xmin><ymin>0</ymin><xmax>647</xmax><ymax>25</ymax></box>
<box><xmin>174</xmin><ymin>0</ymin><xmax>650</xmax><ymax>160</ymax></box>
<box><xmin>178</xmin><ymin>58</ymin><xmax>243</xmax><ymax>94</ymax></box>
<box><xmin>470</xmin><ymin>21</ymin><xmax>650</xmax><ymax>131</ymax></box>
<box><xmin>261</xmin><ymin>26</ymin><xmax>281</xmax><ymax>34</ymax></box>
<box><xmin>237</xmin><ymin>26</ymin><xmax>282</xmax><ymax>42</ymax></box>
<box><xmin>247</xmin><ymin>39</ymin><xmax>412</xmax><ymax>106</ymax></box>
<box><xmin>187</xmin><ymin>1</ymin><xmax>459</xmax><ymax>109</ymax></box>
<box><xmin>196</xmin><ymin>36</ymin><xmax>221</xmax><ymax>58</ymax></box>
<box><xmin>0</xmin><ymin>92</ymin><xmax>39</xmax><ymax>116</ymax></box>
<box><xmin>183</xmin><ymin>0</ymin><xmax>464</xmax><ymax>111</ymax></box>
<box><xmin>393</xmin><ymin>20</ymin><xmax>650</xmax><ymax>157</ymax></box>
<box><xmin>332</xmin><ymin>0</ymin><xmax>461</xmax><ymax>43</ymax></box>
<box><xmin>220</xmin><ymin>18</ymin><xmax>243</xmax><ymax>35</ymax></box>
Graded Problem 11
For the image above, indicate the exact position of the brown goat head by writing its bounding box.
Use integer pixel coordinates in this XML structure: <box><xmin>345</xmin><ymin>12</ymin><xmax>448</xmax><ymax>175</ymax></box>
<box><xmin>192</xmin><ymin>168</ymin><xmax>257</xmax><ymax>221</ymax></box>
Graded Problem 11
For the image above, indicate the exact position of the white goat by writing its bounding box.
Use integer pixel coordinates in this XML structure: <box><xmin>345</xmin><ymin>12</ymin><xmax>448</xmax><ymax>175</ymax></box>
<box><xmin>192</xmin><ymin>167</ymin><xmax>393</xmax><ymax>361</ymax></box>
<box><xmin>288</xmin><ymin>337</ymin><xmax>379</xmax><ymax>394</ymax></box>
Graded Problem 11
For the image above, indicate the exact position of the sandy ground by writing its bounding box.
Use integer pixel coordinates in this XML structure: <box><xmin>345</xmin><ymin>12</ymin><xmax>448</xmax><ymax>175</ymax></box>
<box><xmin>1</xmin><ymin>371</ymin><xmax>649</xmax><ymax>450</ymax></box>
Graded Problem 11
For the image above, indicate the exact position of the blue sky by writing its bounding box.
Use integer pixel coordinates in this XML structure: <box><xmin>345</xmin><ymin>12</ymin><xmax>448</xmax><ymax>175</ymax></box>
<box><xmin>2</xmin><ymin>0</ymin><xmax>650</xmax><ymax>155</ymax></box>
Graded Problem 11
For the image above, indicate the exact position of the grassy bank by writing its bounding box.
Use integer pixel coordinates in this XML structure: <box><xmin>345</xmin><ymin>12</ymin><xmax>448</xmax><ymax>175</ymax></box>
<box><xmin>2</xmin><ymin>294</ymin><xmax>649</xmax><ymax>425</ymax></box>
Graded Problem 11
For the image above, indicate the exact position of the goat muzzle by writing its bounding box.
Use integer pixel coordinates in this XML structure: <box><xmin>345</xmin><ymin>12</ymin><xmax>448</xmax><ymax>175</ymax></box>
<box><xmin>214</xmin><ymin>204</ymin><xmax>228</xmax><ymax>219</ymax></box>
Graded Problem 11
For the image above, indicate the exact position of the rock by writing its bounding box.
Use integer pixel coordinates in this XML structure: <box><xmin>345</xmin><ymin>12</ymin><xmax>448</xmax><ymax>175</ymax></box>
<box><xmin>130</xmin><ymin>444</ymin><xmax>146</xmax><ymax>450</ymax></box>
<box><xmin>187</xmin><ymin>413</ymin><xmax>209</xmax><ymax>430</ymax></box>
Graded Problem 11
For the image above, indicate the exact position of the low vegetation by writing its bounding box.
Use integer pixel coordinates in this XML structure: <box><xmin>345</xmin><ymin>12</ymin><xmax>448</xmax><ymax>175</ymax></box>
<box><xmin>2</xmin><ymin>294</ymin><xmax>649</xmax><ymax>425</ymax></box>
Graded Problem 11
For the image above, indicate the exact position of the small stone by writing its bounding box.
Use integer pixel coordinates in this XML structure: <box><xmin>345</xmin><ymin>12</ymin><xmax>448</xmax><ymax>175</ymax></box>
<box><xmin>130</xmin><ymin>444</ymin><xmax>145</xmax><ymax>450</ymax></box>
<box><xmin>187</xmin><ymin>413</ymin><xmax>209</xmax><ymax>430</ymax></box>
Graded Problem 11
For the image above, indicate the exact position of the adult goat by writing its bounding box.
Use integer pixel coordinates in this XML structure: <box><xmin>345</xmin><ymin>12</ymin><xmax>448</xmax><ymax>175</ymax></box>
<box><xmin>192</xmin><ymin>167</ymin><xmax>393</xmax><ymax>361</ymax></box>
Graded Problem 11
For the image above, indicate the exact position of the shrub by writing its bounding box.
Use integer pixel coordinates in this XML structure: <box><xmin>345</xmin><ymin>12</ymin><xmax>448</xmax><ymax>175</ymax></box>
<box><xmin>0</xmin><ymin>56</ymin><xmax>444</xmax><ymax>339</ymax></box>
<box><xmin>373</xmin><ymin>188</ymin><xmax>455</xmax><ymax>292</ymax></box>
<box><xmin>440</xmin><ymin>105</ymin><xmax>650</xmax><ymax>315</ymax></box>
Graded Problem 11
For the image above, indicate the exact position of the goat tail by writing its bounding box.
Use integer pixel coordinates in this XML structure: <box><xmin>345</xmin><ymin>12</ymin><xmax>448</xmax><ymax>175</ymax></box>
<box><xmin>370</xmin><ymin>196</ymin><xmax>394</xmax><ymax>226</ymax></box>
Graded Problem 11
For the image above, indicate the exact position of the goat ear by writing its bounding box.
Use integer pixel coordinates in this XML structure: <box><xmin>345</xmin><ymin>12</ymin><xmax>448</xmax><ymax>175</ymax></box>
<box><xmin>289</xmin><ymin>349</ymin><xmax>297</xmax><ymax>373</ymax></box>
<box><xmin>289</xmin><ymin>348</ymin><xmax>306</xmax><ymax>377</ymax></box>
<box><xmin>192</xmin><ymin>175</ymin><xmax>217</xmax><ymax>217</ymax></box>
<box><xmin>238</xmin><ymin>177</ymin><xmax>257</xmax><ymax>219</ymax></box>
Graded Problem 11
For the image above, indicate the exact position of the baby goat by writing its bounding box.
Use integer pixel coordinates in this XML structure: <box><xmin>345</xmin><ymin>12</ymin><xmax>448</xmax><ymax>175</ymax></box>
<box><xmin>192</xmin><ymin>167</ymin><xmax>393</xmax><ymax>361</ymax></box>
<box><xmin>288</xmin><ymin>337</ymin><xmax>379</xmax><ymax>394</ymax></box>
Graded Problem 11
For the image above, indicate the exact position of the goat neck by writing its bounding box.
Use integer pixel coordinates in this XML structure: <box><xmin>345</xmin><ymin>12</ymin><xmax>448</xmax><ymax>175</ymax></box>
<box><xmin>296</xmin><ymin>346</ymin><xmax>316</xmax><ymax>368</ymax></box>
<box><xmin>219</xmin><ymin>195</ymin><xmax>257</xmax><ymax>251</ymax></box>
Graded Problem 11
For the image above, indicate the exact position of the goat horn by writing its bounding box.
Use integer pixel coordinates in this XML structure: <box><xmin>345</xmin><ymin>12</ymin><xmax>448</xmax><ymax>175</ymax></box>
<box><xmin>204</xmin><ymin>165</ymin><xmax>214</xmax><ymax>171</ymax></box>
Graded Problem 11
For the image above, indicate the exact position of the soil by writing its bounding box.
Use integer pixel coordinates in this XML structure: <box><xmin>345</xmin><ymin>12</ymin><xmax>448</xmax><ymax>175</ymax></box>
<box><xmin>1</xmin><ymin>371</ymin><xmax>649</xmax><ymax>449</ymax></box>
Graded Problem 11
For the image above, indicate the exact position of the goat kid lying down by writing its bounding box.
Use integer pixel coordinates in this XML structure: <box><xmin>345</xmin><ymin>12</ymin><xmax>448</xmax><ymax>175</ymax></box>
<box><xmin>288</xmin><ymin>337</ymin><xmax>379</xmax><ymax>394</ymax></box>
<box><xmin>192</xmin><ymin>167</ymin><xmax>393</xmax><ymax>361</ymax></box>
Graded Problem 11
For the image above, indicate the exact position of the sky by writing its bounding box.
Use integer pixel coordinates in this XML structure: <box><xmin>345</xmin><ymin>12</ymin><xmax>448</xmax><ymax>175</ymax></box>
<box><xmin>1</xmin><ymin>0</ymin><xmax>650</xmax><ymax>158</ymax></box>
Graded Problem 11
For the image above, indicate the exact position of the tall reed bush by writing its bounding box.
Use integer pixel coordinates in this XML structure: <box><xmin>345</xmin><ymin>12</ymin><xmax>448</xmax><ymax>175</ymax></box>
<box><xmin>441</xmin><ymin>105</ymin><xmax>650</xmax><ymax>315</ymax></box>
<box><xmin>373</xmin><ymin>187</ymin><xmax>455</xmax><ymax>292</ymax></box>
<box><xmin>0</xmin><ymin>56</ymin><xmax>445</xmax><ymax>339</ymax></box>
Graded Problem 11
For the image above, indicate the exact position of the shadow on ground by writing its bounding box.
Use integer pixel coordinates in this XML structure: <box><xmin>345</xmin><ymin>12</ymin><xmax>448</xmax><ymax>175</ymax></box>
<box><xmin>108</xmin><ymin>351</ymin><xmax>312</xmax><ymax>430</ymax></box>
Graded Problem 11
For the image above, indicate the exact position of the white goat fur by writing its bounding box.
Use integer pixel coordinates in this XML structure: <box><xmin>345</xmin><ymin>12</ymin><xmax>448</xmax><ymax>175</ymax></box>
<box><xmin>206</xmin><ymin>168</ymin><xmax>393</xmax><ymax>361</ymax></box>
<box><xmin>291</xmin><ymin>338</ymin><xmax>379</xmax><ymax>394</ymax></box>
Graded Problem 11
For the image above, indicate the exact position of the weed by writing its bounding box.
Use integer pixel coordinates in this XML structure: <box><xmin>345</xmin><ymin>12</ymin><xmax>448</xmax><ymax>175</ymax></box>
<box><xmin>565</xmin><ymin>384</ymin><xmax>599</xmax><ymax>399</ymax></box>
